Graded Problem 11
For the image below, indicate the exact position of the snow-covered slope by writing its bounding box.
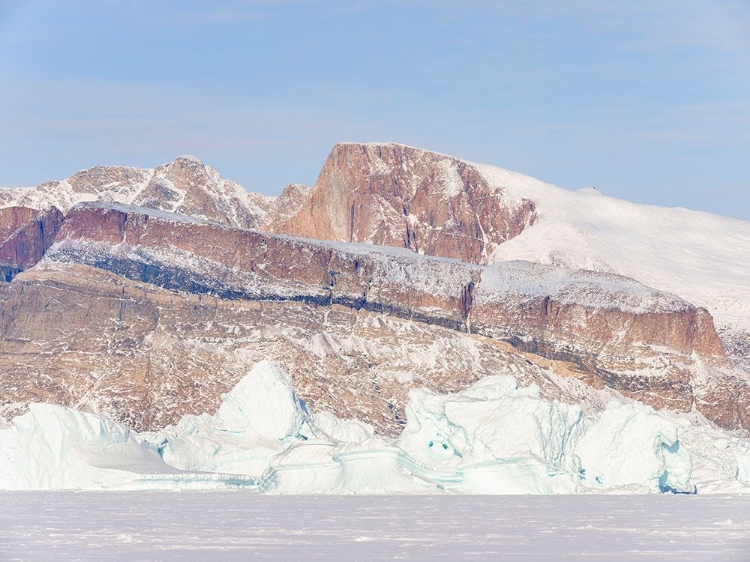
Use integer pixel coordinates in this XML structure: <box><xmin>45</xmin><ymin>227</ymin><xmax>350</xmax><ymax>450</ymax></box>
<box><xmin>473</xmin><ymin>162</ymin><xmax>750</xmax><ymax>339</ymax></box>
<box><xmin>0</xmin><ymin>156</ymin><xmax>275</xmax><ymax>229</ymax></box>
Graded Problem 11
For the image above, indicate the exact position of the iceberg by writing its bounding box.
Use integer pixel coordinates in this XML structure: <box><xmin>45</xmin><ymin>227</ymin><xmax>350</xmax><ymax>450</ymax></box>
<box><xmin>0</xmin><ymin>403</ymin><xmax>172</xmax><ymax>490</ymax></box>
<box><xmin>153</xmin><ymin>360</ymin><xmax>308</xmax><ymax>478</ymax></box>
<box><xmin>573</xmin><ymin>401</ymin><xmax>692</xmax><ymax>493</ymax></box>
<box><xmin>1</xmin><ymin>360</ymin><xmax>750</xmax><ymax>494</ymax></box>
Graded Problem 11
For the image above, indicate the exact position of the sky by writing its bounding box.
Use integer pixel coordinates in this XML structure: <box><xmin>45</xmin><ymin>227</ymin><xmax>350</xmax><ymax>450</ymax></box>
<box><xmin>0</xmin><ymin>0</ymin><xmax>749</xmax><ymax>220</ymax></box>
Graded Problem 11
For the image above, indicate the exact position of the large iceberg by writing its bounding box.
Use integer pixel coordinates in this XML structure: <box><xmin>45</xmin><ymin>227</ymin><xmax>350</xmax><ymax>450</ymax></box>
<box><xmin>0</xmin><ymin>403</ymin><xmax>177</xmax><ymax>490</ymax></box>
<box><xmin>1</xmin><ymin>360</ymin><xmax>750</xmax><ymax>493</ymax></box>
<box><xmin>153</xmin><ymin>360</ymin><xmax>308</xmax><ymax>478</ymax></box>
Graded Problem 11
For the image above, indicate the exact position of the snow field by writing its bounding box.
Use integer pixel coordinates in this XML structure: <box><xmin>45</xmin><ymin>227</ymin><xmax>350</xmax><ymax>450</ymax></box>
<box><xmin>4</xmin><ymin>493</ymin><xmax>750</xmax><ymax>561</ymax></box>
<box><xmin>474</xmin><ymin>160</ymin><xmax>750</xmax><ymax>334</ymax></box>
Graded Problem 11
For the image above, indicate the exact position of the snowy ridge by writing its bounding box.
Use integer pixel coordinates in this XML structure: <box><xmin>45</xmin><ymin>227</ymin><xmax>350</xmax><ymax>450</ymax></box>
<box><xmin>1</xmin><ymin>361</ymin><xmax>749</xmax><ymax>493</ymax></box>
<box><xmin>478</xmin><ymin>260</ymin><xmax>690</xmax><ymax>315</ymax></box>
<box><xmin>0</xmin><ymin>156</ymin><xmax>276</xmax><ymax>230</ymax></box>
<box><xmin>470</xmin><ymin>160</ymin><xmax>750</xmax><ymax>335</ymax></box>
<box><xmin>0</xmin><ymin>166</ymin><xmax>154</xmax><ymax>213</ymax></box>
<box><xmin>51</xmin><ymin>202</ymin><xmax>698</xmax><ymax>318</ymax></box>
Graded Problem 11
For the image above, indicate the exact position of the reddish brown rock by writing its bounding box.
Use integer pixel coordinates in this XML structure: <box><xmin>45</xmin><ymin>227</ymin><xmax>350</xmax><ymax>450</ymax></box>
<box><xmin>268</xmin><ymin>143</ymin><xmax>537</xmax><ymax>264</ymax></box>
<box><xmin>0</xmin><ymin>264</ymin><xmax>610</xmax><ymax>434</ymax></box>
<box><xmin>0</xmin><ymin>206</ymin><xmax>64</xmax><ymax>280</ymax></box>
<box><xmin>5</xmin><ymin>202</ymin><xmax>734</xmax><ymax>433</ymax></box>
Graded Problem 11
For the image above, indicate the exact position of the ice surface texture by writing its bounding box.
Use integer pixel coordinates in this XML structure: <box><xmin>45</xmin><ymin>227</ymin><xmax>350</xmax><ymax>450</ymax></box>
<box><xmin>5</xmin><ymin>494</ymin><xmax>750</xmax><ymax>562</ymax></box>
<box><xmin>1</xmin><ymin>361</ymin><xmax>749</xmax><ymax>493</ymax></box>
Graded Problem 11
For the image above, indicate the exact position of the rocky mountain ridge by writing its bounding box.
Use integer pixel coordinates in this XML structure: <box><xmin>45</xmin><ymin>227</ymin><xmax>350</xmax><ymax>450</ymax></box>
<box><xmin>0</xmin><ymin>155</ymin><xmax>273</xmax><ymax>229</ymax></box>
<box><xmin>1</xmin><ymin>143</ymin><xmax>748</xmax><ymax>436</ymax></box>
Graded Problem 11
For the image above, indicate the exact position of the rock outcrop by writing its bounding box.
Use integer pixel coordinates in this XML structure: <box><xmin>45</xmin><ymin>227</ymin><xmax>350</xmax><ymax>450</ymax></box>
<box><xmin>0</xmin><ymin>206</ymin><xmax>64</xmax><ymax>281</ymax></box>
<box><xmin>268</xmin><ymin>143</ymin><xmax>537</xmax><ymax>263</ymax></box>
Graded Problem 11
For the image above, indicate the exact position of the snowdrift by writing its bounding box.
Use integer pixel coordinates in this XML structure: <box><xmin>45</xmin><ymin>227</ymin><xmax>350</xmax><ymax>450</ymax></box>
<box><xmin>2</xmin><ymin>361</ymin><xmax>749</xmax><ymax>493</ymax></box>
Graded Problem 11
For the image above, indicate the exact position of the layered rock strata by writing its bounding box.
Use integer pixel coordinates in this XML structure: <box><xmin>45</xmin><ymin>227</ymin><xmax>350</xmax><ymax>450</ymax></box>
<box><xmin>0</xmin><ymin>202</ymin><xmax>737</xmax><ymax>432</ymax></box>
<box><xmin>0</xmin><ymin>263</ymin><xmax>605</xmax><ymax>434</ymax></box>
<box><xmin>50</xmin><ymin>203</ymin><xmax>724</xmax><ymax>365</ymax></box>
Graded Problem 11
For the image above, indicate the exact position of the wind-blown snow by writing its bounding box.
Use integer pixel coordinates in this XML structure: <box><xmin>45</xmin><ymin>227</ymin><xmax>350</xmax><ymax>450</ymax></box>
<box><xmin>6</xmin><ymin>494</ymin><xmax>750</xmax><ymax>561</ymax></box>
<box><xmin>1</xmin><ymin>361</ymin><xmax>749</xmax><ymax>494</ymax></box>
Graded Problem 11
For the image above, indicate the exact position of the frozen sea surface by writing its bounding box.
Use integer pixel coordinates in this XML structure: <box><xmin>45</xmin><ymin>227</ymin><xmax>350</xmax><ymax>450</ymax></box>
<box><xmin>1</xmin><ymin>493</ymin><xmax>749</xmax><ymax>561</ymax></box>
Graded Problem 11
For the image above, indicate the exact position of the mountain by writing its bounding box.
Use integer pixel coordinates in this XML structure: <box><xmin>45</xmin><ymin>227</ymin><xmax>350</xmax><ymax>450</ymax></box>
<box><xmin>0</xmin><ymin>155</ymin><xmax>272</xmax><ymax>229</ymax></box>
<box><xmin>0</xmin><ymin>143</ymin><xmax>748</xmax><ymax>438</ymax></box>
<box><xmin>266</xmin><ymin>142</ymin><xmax>537</xmax><ymax>263</ymax></box>
<box><xmin>271</xmin><ymin>143</ymin><xmax>750</xmax><ymax>351</ymax></box>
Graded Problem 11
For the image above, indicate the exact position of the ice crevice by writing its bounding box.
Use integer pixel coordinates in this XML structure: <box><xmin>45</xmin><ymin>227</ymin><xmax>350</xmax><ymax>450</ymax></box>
<box><xmin>1</xmin><ymin>360</ymin><xmax>750</xmax><ymax>493</ymax></box>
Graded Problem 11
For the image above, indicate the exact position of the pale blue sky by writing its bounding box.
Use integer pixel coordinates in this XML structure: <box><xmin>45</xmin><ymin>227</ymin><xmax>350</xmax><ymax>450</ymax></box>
<box><xmin>1</xmin><ymin>1</ymin><xmax>749</xmax><ymax>219</ymax></box>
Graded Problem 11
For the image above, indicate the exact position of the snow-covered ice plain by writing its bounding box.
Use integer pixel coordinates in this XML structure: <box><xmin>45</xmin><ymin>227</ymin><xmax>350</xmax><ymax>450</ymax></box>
<box><xmin>2</xmin><ymin>493</ymin><xmax>749</xmax><ymax>561</ymax></box>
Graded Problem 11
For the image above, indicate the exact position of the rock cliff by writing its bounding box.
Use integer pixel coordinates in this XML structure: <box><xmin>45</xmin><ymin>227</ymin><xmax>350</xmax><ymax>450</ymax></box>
<box><xmin>268</xmin><ymin>143</ymin><xmax>536</xmax><ymax>263</ymax></box>
<box><xmin>0</xmin><ymin>202</ymin><xmax>740</xmax><ymax>433</ymax></box>
<box><xmin>0</xmin><ymin>206</ymin><xmax>64</xmax><ymax>281</ymax></box>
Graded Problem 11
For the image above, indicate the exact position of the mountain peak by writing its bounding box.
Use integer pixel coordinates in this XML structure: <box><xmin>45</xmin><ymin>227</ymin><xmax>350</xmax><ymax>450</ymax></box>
<box><xmin>172</xmin><ymin>154</ymin><xmax>206</xmax><ymax>167</ymax></box>
<box><xmin>268</xmin><ymin>141</ymin><xmax>536</xmax><ymax>263</ymax></box>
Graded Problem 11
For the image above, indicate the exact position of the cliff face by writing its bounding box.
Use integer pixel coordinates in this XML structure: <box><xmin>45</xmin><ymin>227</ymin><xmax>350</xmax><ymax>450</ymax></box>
<box><xmin>0</xmin><ymin>264</ymin><xmax>594</xmax><ymax>434</ymax></box>
<box><xmin>0</xmin><ymin>206</ymin><xmax>64</xmax><ymax>280</ymax></box>
<box><xmin>268</xmin><ymin>143</ymin><xmax>537</xmax><ymax>264</ymax></box>
<box><xmin>51</xmin><ymin>203</ymin><xmax>725</xmax><ymax>362</ymax></box>
<box><xmin>0</xmin><ymin>202</ymin><xmax>738</xmax><ymax>433</ymax></box>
